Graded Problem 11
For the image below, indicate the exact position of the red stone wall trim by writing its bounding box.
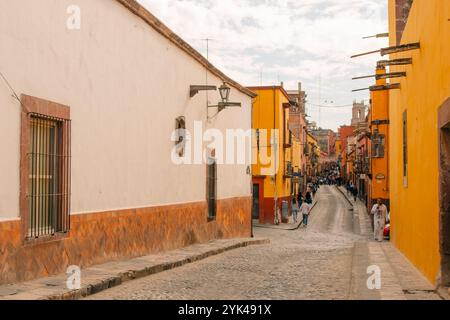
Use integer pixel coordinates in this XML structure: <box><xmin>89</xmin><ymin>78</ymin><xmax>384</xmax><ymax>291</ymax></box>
<box><xmin>395</xmin><ymin>0</ymin><xmax>414</xmax><ymax>45</ymax></box>
<box><xmin>0</xmin><ymin>197</ymin><xmax>251</xmax><ymax>285</ymax></box>
<box><xmin>21</xmin><ymin>94</ymin><xmax>70</xmax><ymax>120</ymax></box>
<box><xmin>260</xmin><ymin>196</ymin><xmax>292</xmax><ymax>224</ymax></box>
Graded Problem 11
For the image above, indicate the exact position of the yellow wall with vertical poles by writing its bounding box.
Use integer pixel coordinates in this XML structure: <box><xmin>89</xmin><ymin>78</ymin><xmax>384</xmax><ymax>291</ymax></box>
<box><xmin>388</xmin><ymin>0</ymin><xmax>450</xmax><ymax>284</ymax></box>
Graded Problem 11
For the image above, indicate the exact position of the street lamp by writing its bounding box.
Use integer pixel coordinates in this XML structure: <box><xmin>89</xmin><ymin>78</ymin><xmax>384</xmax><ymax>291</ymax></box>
<box><xmin>207</xmin><ymin>82</ymin><xmax>241</xmax><ymax>114</ymax></box>
<box><xmin>219</xmin><ymin>82</ymin><xmax>231</xmax><ymax>103</ymax></box>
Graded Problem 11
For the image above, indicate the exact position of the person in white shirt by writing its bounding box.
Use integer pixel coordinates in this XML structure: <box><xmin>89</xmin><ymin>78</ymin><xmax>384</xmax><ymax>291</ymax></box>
<box><xmin>300</xmin><ymin>201</ymin><xmax>311</xmax><ymax>228</ymax></box>
<box><xmin>371</xmin><ymin>198</ymin><xmax>388</xmax><ymax>242</ymax></box>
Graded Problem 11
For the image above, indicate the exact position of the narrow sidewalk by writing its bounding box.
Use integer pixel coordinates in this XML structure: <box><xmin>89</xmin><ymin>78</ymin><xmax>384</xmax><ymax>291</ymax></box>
<box><xmin>336</xmin><ymin>186</ymin><xmax>446</xmax><ymax>300</ymax></box>
<box><xmin>0</xmin><ymin>237</ymin><xmax>269</xmax><ymax>300</ymax></box>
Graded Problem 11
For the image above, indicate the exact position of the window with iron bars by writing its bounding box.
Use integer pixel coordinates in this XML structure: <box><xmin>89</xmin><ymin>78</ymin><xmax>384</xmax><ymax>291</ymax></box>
<box><xmin>207</xmin><ymin>158</ymin><xmax>217</xmax><ymax>220</ymax></box>
<box><xmin>27</xmin><ymin>113</ymin><xmax>71</xmax><ymax>239</ymax></box>
<box><xmin>371</xmin><ymin>132</ymin><xmax>386</xmax><ymax>158</ymax></box>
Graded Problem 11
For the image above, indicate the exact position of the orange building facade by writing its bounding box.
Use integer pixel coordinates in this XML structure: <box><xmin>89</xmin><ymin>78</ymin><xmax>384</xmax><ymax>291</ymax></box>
<box><xmin>368</xmin><ymin>66</ymin><xmax>390</xmax><ymax>211</ymax></box>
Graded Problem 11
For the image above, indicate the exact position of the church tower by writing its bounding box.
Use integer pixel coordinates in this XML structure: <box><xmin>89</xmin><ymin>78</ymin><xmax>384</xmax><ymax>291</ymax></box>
<box><xmin>351</xmin><ymin>100</ymin><xmax>366</xmax><ymax>126</ymax></box>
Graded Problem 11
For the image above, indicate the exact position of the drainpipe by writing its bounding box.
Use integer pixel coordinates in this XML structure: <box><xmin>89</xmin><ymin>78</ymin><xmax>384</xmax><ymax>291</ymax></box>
<box><xmin>250</xmin><ymin>96</ymin><xmax>255</xmax><ymax>238</ymax></box>
<box><xmin>273</xmin><ymin>86</ymin><xmax>278</xmax><ymax>224</ymax></box>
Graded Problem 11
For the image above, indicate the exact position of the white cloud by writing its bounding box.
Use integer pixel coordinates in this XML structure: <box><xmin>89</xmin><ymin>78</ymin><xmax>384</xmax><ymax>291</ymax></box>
<box><xmin>138</xmin><ymin>0</ymin><xmax>389</xmax><ymax>131</ymax></box>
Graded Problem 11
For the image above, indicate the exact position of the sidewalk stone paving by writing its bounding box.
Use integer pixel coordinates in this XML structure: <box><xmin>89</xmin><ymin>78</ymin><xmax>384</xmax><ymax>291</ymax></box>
<box><xmin>337</xmin><ymin>186</ymin><xmax>446</xmax><ymax>300</ymax></box>
<box><xmin>0</xmin><ymin>238</ymin><xmax>269</xmax><ymax>300</ymax></box>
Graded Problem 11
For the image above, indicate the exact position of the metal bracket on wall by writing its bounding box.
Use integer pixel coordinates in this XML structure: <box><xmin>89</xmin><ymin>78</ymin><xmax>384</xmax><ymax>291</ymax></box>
<box><xmin>190</xmin><ymin>85</ymin><xmax>217</xmax><ymax>98</ymax></box>
<box><xmin>370</xmin><ymin>83</ymin><xmax>401</xmax><ymax>91</ymax></box>
<box><xmin>371</xmin><ymin>119</ymin><xmax>390</xmax><ymax>125</ymax></box>
<box><xmin>377</xmin><ymin>58</ymin><xmax>412</xmax><ymax>67</ymax></box>
<box><xmin>207</xmin><ymin>102</ymin><xmax>242</xmax><ymax>113</ymax></box>
<box><xmin>351</xmin><ymin>42</ymin><xmax>420</xmax><ymax>58</ymax></box>
<box><xmin>352</xmin><ymin>83</ymin><xmax>401</xmax><ymax>92</ymax></box>
<box><xmin>352</xmin><ymin>72</ymin><xmax>406</xmax><ymax>81</ymax></box>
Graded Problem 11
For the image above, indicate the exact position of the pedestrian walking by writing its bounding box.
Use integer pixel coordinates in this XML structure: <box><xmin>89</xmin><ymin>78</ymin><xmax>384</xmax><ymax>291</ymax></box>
<box><xmin>305</xmin><ymin>190</ymin><xmax>313</xmax><ymax>205</ymax></box>
<box><xmin>352</xmin><ymin>186</ymin><xmax>358</xmax><ymax>202</ymax></box>
<box><xmin>297</xmin><ymin>192</ymin><xmax>303</xmax><ymax>206</ymax></box>
<box><xmin>371</xmin><ymin>198</ymin><xmax>388</xmax><ymax>242</ymax></box>
<box><xmin>292</xmin><ymin>197</ymin><xmax>299</xmax><ymax>223</ymax></box>
<box><xmin>300</xmin><ymin>201</ymin><xmax>311</xmax><ymax>228</ymax></box>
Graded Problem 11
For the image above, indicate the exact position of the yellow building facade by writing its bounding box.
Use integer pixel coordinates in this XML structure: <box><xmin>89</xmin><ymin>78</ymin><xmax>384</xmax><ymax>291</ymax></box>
<box><xmin>335</xmin><ymin>139</ymin><xmax>342</xmax><ymax>156</ymax></box>
<box><xmin>291</xmin><ymin>133</ymin><xmax>303</xmax><ymax>198</ymax></box>
<box><xmin>388</xmin><ymin>0</ymin><xmax>450</xmax><ymax>285</ymax></box>
<box><xmin>250</xmin><ymin>86</ymin><xmax>293</xmax><ymax>224</ymax></box>
<box><xmin>306</xmin><ymin>133</ymin><xmax>320</xmax><ymax>178</ymax></box>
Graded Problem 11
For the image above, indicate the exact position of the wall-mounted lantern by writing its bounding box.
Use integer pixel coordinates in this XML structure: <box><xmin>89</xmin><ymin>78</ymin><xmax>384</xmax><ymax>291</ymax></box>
<box><xmin>190</xmin><ymin>82</ymin><xmax>241</xmax><ymax>118</ymax></box>
<box><xmin>219</xmin><ymin>83</ymin><xmax>231</xmax><ymax>102</ymax></box>
<box><xmin>208</xmin><ymin>82</ymin><xmax>241</xmax><ymax>113</ymax></box>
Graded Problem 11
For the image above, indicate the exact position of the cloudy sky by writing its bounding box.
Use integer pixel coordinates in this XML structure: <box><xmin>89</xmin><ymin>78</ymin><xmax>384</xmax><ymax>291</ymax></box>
<box><xmin>138</xmin><ymin>0</ymin><xmax>389</xmax><ymax>131</ymax></box>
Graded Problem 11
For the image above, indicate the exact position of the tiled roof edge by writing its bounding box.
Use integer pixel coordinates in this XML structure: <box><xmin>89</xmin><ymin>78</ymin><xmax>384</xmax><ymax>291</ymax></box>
<box><xmin>115</xmin><ymin>0</ymin><xmax>257</xmax><ymax>98</ymax></box>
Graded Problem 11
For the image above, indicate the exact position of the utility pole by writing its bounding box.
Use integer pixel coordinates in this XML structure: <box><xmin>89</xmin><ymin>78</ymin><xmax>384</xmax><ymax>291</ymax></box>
<box><xmin>202</xmin><ymin>38</ymin><xmax>213</xmax><ymax>120</ymax></box>
<box><xmin>201</xmin><ymin>38</ymin><xmax>213</xmax><ymax>61</ymax></box>
<box><xmin>318</xmin><ymin>75</ymin><xmax>322</xmax><ymax>128</ymax></box>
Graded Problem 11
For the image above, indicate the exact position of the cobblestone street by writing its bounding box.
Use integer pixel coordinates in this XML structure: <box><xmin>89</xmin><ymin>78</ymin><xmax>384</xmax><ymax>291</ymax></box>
<box><xmin>85</xmin><ymin>186</ymin><xmax>442</xmax><ymax>300</ymax></box>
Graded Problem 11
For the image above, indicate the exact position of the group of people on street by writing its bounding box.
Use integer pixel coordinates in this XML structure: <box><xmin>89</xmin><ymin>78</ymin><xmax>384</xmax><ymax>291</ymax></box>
<box><xmin>291</xmin><ymin>184</ymin><xmax>315</xmax><ymax>228</ymax></box>
<box><xmin>346</xmin><ymin>182</ymin><xmax>358</xmax><ymax>202</ymax></box>
<box><xmin>291</xmin><ymin>178</ymin><xmax>389</xmax><ymax>241</ymax></box>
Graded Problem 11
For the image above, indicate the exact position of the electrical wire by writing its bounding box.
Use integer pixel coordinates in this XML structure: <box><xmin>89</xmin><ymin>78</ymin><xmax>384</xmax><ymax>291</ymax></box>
<box><xmin>0</xmin><ymin>70</ymin><xmax>21</xmax><ymax>103</ymax></box>
<box><xmin>306</xmin><ymin>100</ymin><xmax>370</xmax><ymax>109</ymax></box>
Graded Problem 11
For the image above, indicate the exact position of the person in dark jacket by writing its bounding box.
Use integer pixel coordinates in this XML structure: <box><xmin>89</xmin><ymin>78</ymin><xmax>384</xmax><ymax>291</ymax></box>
<box><xmin>352</xmin><ymin>186</ymin><xmax>358</xmax><ymax>202</ymax></box>
<box><xmin>305</xmin><ymin>190</ymin><xmax>313</xmax><ymax>205</ymax></box>
<box><xmin>297</xmin><ymin>192</ymin><xmax>303</xmax><ymax>206</ymax></box>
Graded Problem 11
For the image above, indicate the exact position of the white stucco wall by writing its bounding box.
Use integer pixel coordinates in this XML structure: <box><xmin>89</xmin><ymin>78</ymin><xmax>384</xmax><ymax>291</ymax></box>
<box><xmin>0</xmin><ymin>0</ymin><xmax>252</xmax><ymax>219</ymax></box>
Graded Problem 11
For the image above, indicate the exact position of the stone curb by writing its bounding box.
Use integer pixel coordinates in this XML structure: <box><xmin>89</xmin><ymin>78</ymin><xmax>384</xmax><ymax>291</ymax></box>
<box><xmin>254</xmin><ymin>200</ymin><xmax>319</xmax><ymax>231</ymax></box>
<box><xmin>48</xmin><ymin>238</ymin><xmax>270</xmax><ymax>300</ymax></box>
<box><xmin>335</xmin><ymin>186</ymin><xmax>363</xmax><ymax>236</ymax></box>
<box><xmin>335</xmin><ymin>185</ymin><xmax>354</xmax><ymax>207</ymax></box>
<box><xmin>1</xmin><ymin>238</ymin><xmax>269</xmax><ymax>301</ymax></box>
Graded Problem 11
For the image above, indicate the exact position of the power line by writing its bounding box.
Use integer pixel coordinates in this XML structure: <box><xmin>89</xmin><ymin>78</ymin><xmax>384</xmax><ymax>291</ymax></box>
<box><xmin>0</xmin><ymin>70</ymin><xmax>27</xmax><ymax>112</ymax></box>
<box><xmin>306</xmin><ymin>102</ymin><xmax>353</xmax><ymax>108</ymax></box>
<box><xmin>306</xmin><ymin>100</ymin><xmax>370</xmax><ymax>109</ymax></box>
<box><xmin>0</xmin><ymin>70</ymin><xmax>21</xmax><ymax>103</ymax></box>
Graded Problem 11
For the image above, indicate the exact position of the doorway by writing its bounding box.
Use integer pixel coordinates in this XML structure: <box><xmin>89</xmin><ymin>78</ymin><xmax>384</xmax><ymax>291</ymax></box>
<box><xmin>439</xmin><ymin>98</ymin><xmax>450</xmax><ymax>286</ymax></box>
<box><xmin>252</xmin><ymin>178</ymin><xmax>264</xmax><ymax>222</ymax></box>
<box><xmin>252</xmin><ymin>184</ymin><xmax>260</xmax><ymax>220</ymax></box>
